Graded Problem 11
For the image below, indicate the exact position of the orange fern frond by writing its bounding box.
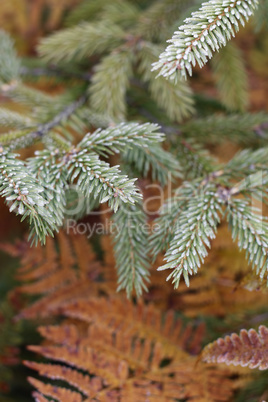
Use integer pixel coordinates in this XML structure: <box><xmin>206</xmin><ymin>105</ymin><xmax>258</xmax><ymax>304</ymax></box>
<box><xmin>59</xmin><ymin>297</ymin><xmax>205</xmax><ymax>356</ymax></box>
<box><xmin>25</xmin><ymin>361</ymin><xmax>101</xmax><ymax>397</ymax></box>
<box><xmin>202</xmin><ymin>325</ymin><xmax>268</xmax><ymax>370</ymax></box>
<box><xmin>10</xmin><ymin>230</ymin><xmax>113</xmax><ymax>320</ymax></box>
<box><xmin>25</xmin><ymin>295</ymin><xmax>238</xmax><ymax>401</ymax></box>
<box><xmin>32</xmin><ymin>391</ymin><xmax>51</xmax><ymax>402</ymax></box>
<box><xmin>28</xmin><ymin>377</ymin><xmax>84</xmax><ymax>402</ymax></box>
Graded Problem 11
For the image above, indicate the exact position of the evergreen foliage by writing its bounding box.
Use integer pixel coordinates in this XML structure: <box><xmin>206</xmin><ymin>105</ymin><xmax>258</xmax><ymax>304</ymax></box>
<box><xmin>1</xmin><ymin>7</ymin><xmax>268</xmax><ymax>400</ymax></box>
<box><xmin>152</xmin><ymin>0</ymin><xmax>259</xmax><ymax>81</ymax></box>
<box><xmin>0</xmin><ymin>0</ymin><xmax>267</xmax><ymax>298</ymax></box>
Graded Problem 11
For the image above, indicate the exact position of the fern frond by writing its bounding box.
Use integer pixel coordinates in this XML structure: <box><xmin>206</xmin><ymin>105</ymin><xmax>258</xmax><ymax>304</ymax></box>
<box><xmin>14</xmin><ymin>230</ymin><xmax>104</xmax><ymax>320</ymax></box>
<box><xmin>138</xmin><ymin>42</ymin><xmax>194</xmax><ymax>122</ymax></box>
<box><xmin>38</xmin><ymin>22</ymin><xmax>125</xmax><ymax>64</ymax></box>
<box><xmin>211</xmin><ymin>42</ymin><xmax>248</xmax><ymax>111</ymax></box>
<box><xmin>24</xmin><ymin>295</ymin><xmax>236</xmax><ymax>401</ymax></box>
<box><xmin>89</xmin><ymin>49</ymin><xmax>133</xmax><ymax>121</ymax></box>
<box><xmin>158</xmin><ymin>184</ymin><xmax>223</xmax><ymax>287</ymax></box>
<box><xmin>28</xmin><ymin>377</ymin><xmax>83</xmax><ymax>402</ymax></box>
<box><xmin>112</xmin><ymin>202</ymin><xmax>150</xmax><ymax>298</ymax></box>
<box><xmin>152</xmin><ymin>0</ymin><xmax>259</xmax><ymax>81</ymax></box>
<box><xmin>25</xmin><ymin>361</ymin><xmax>97</xmax><ymax>398</ymax></box>
<box><xmin>202</xmin><ymin>325</ymin><xmax>268</xmax><ymax>370</ymax></box>
<box><xmin>32</xmin><ymin>392</ymin><xmax>50</xmax><ymax>402</ymax></box>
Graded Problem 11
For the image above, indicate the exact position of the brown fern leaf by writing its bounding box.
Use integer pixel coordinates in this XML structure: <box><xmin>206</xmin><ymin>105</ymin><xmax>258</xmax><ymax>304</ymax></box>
<box><xmin>10</xmin><ymin>230</ymin><xmax>113</xmax><ymax>320</ymax></box>
<box><xmin>202</xmin><ymin>325</ymin><xmax>268</xmax><ymax>370</ymax></box>
<box><xmin>28</xmin><ymin>377</ymin><xmax>84</xmax><ymax>402</ymax></box>
<box><xmin>26</xmin><ymin>295</ymin><xmax>237</xmax><ymax>401</ymax></box>
<box><xmin>25</xmin><ymin>361</ymin><xmax>102</xmax><ymax>397</ymax></box>
<box><xmin>59</xmin><ymin>296</ymin><xmax>205</xmax><ymax>356</ymax></box>
<box><xmin>32</xmin><ymin>391</ymin><xmax>51</xmax><ymax>402</ymax></box>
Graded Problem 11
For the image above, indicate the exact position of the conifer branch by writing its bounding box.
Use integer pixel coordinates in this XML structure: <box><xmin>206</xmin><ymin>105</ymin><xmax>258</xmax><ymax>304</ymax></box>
<box><xmin>80</xmin><ymin>122</ymin><xmax>165</xmax><ymax>156</ymax></box>
<box><xmin>0</xmin><ymin>151</ymin><xmax>58</xmax><ymax>245</ymax></box>
<box><xmin>181</xmin><ymin>112</ymin><xmax>268</xmax><ymax>144</ymax></box>
<box><xmin>138</xmin><ymin>42</ymin><xmax>194</xmax><ymax>122</ymax></box>
<box><xmin>27</xmin><ymin>149</ymin><xmax>68</xmax><ymax>229</ymax></box>
<box><xmin>1</xmin><ymin>82</ymin><xmax>55</xmax><ymax>109</ymax></box>
<box><xmin>0</xmin><ymin>30</ymin><xmax>20</xmax><ymax>84</ymax></box>
<box><xmin>112</xmin><ymin>202</ymin><xmax>150</xmax><ymax>298</ymax></box>
<box><xmin>138</xmin><ymin>0</ymin><xmax>192</xmax><ymax>42</ymax></box>
<box><xmin>158</xmin><ymin>184</ymin><xmax>223</xmax><ymax>288</ymax></box>
<box><xmin>66</xmin><ymin>148</ymin><xmax>141</xmax><ymax>212</ymax></box>
<box><xmin>122</xmin><ymin>144</ymin><xmax>181</xmax><ymax>186</ymax></box>
<box><xmin>211</xmin><ymin>42</ymin><xmax>248</xmax><ymax>111</ymax></box>
<box><xmin>150</xmin><ymin>185</ymin><xmax>196</xmax><ymax>258</ymax></box>
<box><xmin>152</xmin><ymin>0</ymin><xmax>259</xmax><ymax>81</ymax></box>
<box><xmin>101</xmin><ymin>1</ymin><xmax>140</xmax><ymax>29</ymax></box>
<box><xmin>0</xmin><ymin>95</ymin><xmax>86</xmax><ymax>150</ymax></box>
<box><xmin>175</xmin><ymin>139</ymin><xmax>216</xmax><ymax>179</ymax></box>
<box><xmin>38</xmin><ymin>22</ymin><xmax>126</xmax><ymax>64</ymax></box>
<box><xmin>64</xmin><ymin>0</ymin><xmax>110</xmax><ymax>26</ymax></box>
<box><xmin>89</xmin><ymin>49</ymin><xmax>133</xmax><ymax>121</ymax></box>
<box><xmin>0</xmin><ymin>108</ymin><xmax>34</xmax><ymax>129</ymax></box>
<box><xmin>227</xmin><ymin>199</ymin><xmax>268</xmax><ymax>281</ymax></box>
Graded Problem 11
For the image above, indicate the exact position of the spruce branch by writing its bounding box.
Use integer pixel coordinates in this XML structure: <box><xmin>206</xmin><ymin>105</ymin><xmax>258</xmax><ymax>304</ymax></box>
<box><xmin>150</xmin><ymin>185</ymin><xmax>196</xmax><ymax>258</ymax></box>
<box><xmin>138</xmin><ymin>42</ymin><xmax>194</xmax><ymax>122</ymax></box>
<box><xmin>64</xmin><ymin>0</ymin><xmax>109</xmax><ymax>26</ymax></box>
<box><xmin>254</xmin><ymin>0</ymin><xmax>268</xmax><ymax>31</ymax></box>
<box><xmin>211</xmin><ymin>42</ymin><xmax>248</xmax><ymax>111</ymax></box>
<box><xmin>137</xmin><ymin>0</ymin><xmax>192</xmax><ymax>42</ymax></box>
<box><xmin>101</xmin><ymin>1</ymin><xmax>140</xmax><ymax>29</ymax></box>
<box><xmin>122</xmin><ymin>143</ymin><xmax>181</xmax><ymax>186</ymax></box>
<box><xmin>0</xmin><ymin>30</ymin><xmax>20</xmax><ymax>84</ymax></box>
<box><xmin>152</xmin><ymin>0</ymin><xmax>259</xmax><ymax>81</ymax></box>
<box><xmin>227</xmin><ymin>199</ymin><xmax>268</xmax><ymax>281</ymax></box>
<box><xmin>0</xmin><ymin>151</ymin><xmax>58</xmax><ymax>245</ymax></box>
<box><xmin>181</xmin><ymin>112</ymin><xmax>268</xmax><ymax>144</ymax></box>
<box><xmin>0</xmin><ymin>108</ymin><xmax>34</xmax><ymax>129</ymax></box>
<box><xmin>38</xmin><ymin>22</ymin><xmax>126</xmax><ymax>64</ymax></box>
<box><xmin>80</xmin><ymin>122</ymin><xmax>165</xmax><ymax>156</ymax></box>
<box><xmin>175</xmin><ymin>139</ymin><xmax>216</xmax><ymax>179</ymax></box>
<box><xmin>0</xmin><ymin>95</ymin><xmax>86</xmax><ymax>150</ymax></box>
<box><xmin>224</xmin><ymin>147</ymin><xmax>268</xmax><ymax>177</ymax></box>
<box><xmin>66</xmin><ymin>148</ymin><xmax>141</xmax><ymax>212</ymax></box>
<box><xmin>19</xmin><ymin>65</ymin><xmax>92</xmax><ymax>82</ymax></box>
<box><xmin>158</xmin><ymin>184</ymin><xmax>223</xmax><ymax>288</ymax></box>
<box><xmin>112</xmin><ymin>202</ymin><xmax>150</xmax><ymax>298</ymax></box>
<box><xmin>1</xmin><ymin>81</ymin><xmax>55</xmax><ymax>109</ymax></box>
<box><xmin>27</xmin><ymin>149</ymin><xmax>69</xmax><ymax>229</ymax></box>
<box><xmin>89</xmin><ymin>49</ymin><xmax>133</xmax><ymax>121</ymax></box>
